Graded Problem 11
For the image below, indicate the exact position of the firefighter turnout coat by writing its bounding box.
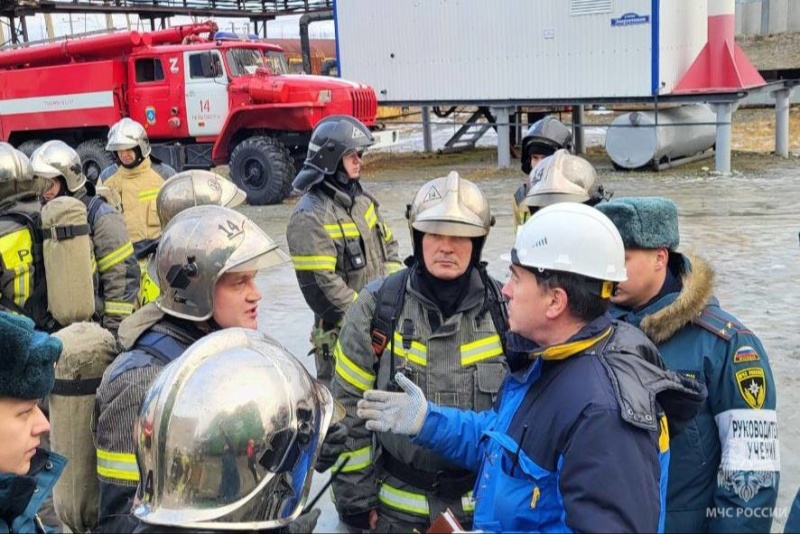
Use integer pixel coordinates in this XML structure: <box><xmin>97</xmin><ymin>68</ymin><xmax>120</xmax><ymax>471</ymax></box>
<box><xmin>0</xmin><ymin>194</ymin><xmax>46</xmax><ymax>323</ymax></box>
<box><xmin>77</xmin><ymin>187</ymin><xmax>140</xmax><ymax>333</ymax></box>
<box><xmin>287</xmin><ymin>181</ymin><xmax>402</xmax><ymax>327</ymax></box>
<box><xmin>92</xmin><ymin>304</ymin><xmax>205</xmax><ymax>533</ymax></box>
<box><xmin>103</xmin><ymin>157</ymin><xmax>164</xmax><ymax>245</ymax></box>
<box><xmin>331</xmin><ymin>267</ymin><xmax>508</xmax><ymax>531</ymax></box>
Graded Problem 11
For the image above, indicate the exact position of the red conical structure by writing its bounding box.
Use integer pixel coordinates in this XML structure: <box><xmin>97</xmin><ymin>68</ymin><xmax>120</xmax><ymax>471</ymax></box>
<box><xmin>674</xmin><ymin>0</ymin><xmax>765</xmax><ymax>93</ymax></box>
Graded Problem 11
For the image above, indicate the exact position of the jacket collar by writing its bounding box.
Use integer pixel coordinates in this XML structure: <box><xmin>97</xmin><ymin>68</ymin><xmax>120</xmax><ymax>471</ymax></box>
<box><xmin>115</xmin><ymin>156</ymin><xmax>153</xmax><ymax>179</ymax></box>
<box><xmin>0</xmin><ymin>449</ymin><xmax>65</xmax><ymax>527</ymax></box>
<box><xmin>507</xmin><ymin>313</ymin><xmax>614</xmax><ymax>363</ymax></box>
<box><xmin>407</xmin><ymin>266</ymin><xmax>487</xmax><ymax>316</ymax></box>
<box><xmin>318</xmin><ymin>179</ymin><xmax>356</xmax><ymax>209</ymax></box>
<box><xmin>612</xmin><ymin>253</ymin><xmax>715</xmax><ymax>344</ymax></box>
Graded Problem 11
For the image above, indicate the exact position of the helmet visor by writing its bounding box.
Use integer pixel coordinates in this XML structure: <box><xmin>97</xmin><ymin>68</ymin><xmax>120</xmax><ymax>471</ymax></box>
<box><xmin>33</xmin><ymin>176</ymin><xmax>57</xmax><ymax>197</ymax></box>
<box><xmin>225</xmin><ymin>246</ymin><xmax>289</xmax><ymax>274</ymax></box>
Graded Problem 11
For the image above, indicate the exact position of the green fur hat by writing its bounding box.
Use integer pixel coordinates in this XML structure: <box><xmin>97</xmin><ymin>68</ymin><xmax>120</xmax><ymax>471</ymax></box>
<box><xmin>0</xmin><ymin>312</ymin><xmax>62</xmax><ymax>400</ymax></box>
<box><xmin>595</xmin><ymin>197</ymin><xmax>679</xmax><ymax>250</ymax></box>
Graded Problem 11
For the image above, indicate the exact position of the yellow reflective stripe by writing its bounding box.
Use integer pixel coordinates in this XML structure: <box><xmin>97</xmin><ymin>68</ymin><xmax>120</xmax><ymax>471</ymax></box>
<box><xmin>386</xmin><ymin>261</ymin><xmax>403</xmax><ymax>274</ymax></box>
<box><xmin>96</xmin><ymin>449</ymin><xmax>139</xmax><ymax>482</ymax></box>
<box><xmin>382</xmin><ymin>222</ymin><xmax>393</xmax><ymax>242</ymax></box>
<box><xmin>104</xmin><ymin>301</ymin><xmax>134</xmax><ymax>316</ymax></box>
<box><xmin>291</xmin><ymin>255</ymin><xmax>336</xmax><ymax>272</ymax></box>
<box><xmin>334</xmin><ymin>445</ymin><xmax>372</xmax><ymax>473</ymax></box>
<box><xmin>392</xmin><ymin>331</ymin><xmax>427</xmax><ymax>367</ymax></box>
<box><xmin>0</xmin><ymin>228</ymin><xmax>33</xmax><ymax>307</ymax></box>
<box><xmin>460</xmin><ymin>334</ymin><xmax>504</xmax><ymax>366</ymax></box>
<box><xmin>137</xmin><ymin>188</ymin><xmax>159</xmax><ymax>202</ymax></box>
<box><xmin>334</xmin><ymin>343</ymin><xmax>375</xmax><ymax>392</ymax></box>
<box><xmin>379</xmin><ymin>482</ymin><xmax>429</xmax><ymax>516</ymax></box>
<box><xmin>659</xmin><ymin>414</ymin><xmax>670</xmax><ymax>453</ymax></box>
<box><xmin>462</xmin><ymin>490</ymin><xmax>475</xmax><ymax>512</ymax></box>
<box><xmin>365</xmin><ymin>203</ymin><xmax>377</xmax><ymax>228</ymax></box>
<box><xmin>139</xmin><ymin>260</ymin><xmax>160</xmax><ymax>305</ymax></box>
<box><xmin>97</xmin><ymin>242</ymin><xmax>134</xmax><ymax>272</ymax></box>
<box><xmin>324</xmin><ymin>222</ymin><xmax>360</xmax><ymax>239</ymax></box>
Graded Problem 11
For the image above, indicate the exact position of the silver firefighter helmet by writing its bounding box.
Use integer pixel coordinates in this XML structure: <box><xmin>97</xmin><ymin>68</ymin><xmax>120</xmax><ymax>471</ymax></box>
<box><xmin>524</xmin><ymin>149</ymin><xmax>602</xmax><ymax>208</ymax></box>
<box><xmin>0</xmin><ymin>144</ymin><xmax>35</xmax><ymax>198</ymax></box>
<box><xmin>407</xmin><ymin>171</ymin><xmax>494</xmax><ymax>239</ymax></box>
<box><xmin>106</xmin><ymin>117</ymin><xmax>152</xmax><ymax>158</ymax></box>
<box><xmin>155</xmin><ymin>205</ymin><xmax>288</xmax><ymax>321</ymax></box>
<box><xmin>29</xmin><ymin>140</ymin><xmax>86</xmax><ymax>193</ymax></box>
<box><xmin>156</xmin><ymin>170</ymin><xmax>247</xmax><ymax>228</ymax></box>
<box><xmin>133</xmin><ymin>327</ymin><xmax>335</xmax><ymax>530</ymax></box>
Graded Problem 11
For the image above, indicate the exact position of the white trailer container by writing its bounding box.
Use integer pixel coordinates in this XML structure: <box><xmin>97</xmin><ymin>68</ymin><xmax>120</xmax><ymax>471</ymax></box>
<box><xmin>334</xmin><ymin>0</ymin><xmax>708</xmax><ymax>103</ymax></box>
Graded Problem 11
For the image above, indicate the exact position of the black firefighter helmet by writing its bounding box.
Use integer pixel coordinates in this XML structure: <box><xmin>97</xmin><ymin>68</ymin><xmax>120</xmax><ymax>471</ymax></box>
<box><xmin>292</xmin><ymin>115</ymin><xmax>375</xmax><ymax>191</ymax></box>
<box><xmin>520</xmin><ymin>117</ymin><xmax>573</xmax><ymax>174</ymax></box>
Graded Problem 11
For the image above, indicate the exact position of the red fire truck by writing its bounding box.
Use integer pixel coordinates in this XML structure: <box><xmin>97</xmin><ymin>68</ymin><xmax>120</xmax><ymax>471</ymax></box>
<box><xmin>0</xmin><ymin>22</ymin><xmax>377</xmax><ymax>204</ymax></box>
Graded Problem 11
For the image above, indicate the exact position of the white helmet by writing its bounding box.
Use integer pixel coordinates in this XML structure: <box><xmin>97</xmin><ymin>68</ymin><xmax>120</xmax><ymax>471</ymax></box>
<box><xmin>503</xmin><ymin>203</ymin><xmax>627</xmax><ymax>283</ymax></box>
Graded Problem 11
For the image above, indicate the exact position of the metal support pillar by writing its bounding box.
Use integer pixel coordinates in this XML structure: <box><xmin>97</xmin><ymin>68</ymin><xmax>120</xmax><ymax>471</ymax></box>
<box><xmin>572</xmin><ymin>105</ymin><xmax>585</xmax><ymax>154</ymax></box>
<box><xmin>772</xmin><ymin>87</ymin><xmax>794</xmax><ymax>158</ymax></box>
<box><xmin>421</xmin><ymin>106</ymin><xmax>433</xmax><ymax>153</ymax></box>
<box><xmin>492</xmin><ymin>106</ymin><xmax>512</xmax><ymax>168</ymax></box>
<box><xmin>760</xmin><ymin>0</ymin><xmax>771</xmax><ymax>36</ymax></box>
<box><xmin>710</xmin><ymin>102</ymin><xmax>734</xmax><ymax>174</ymax></box>
<box><xmin>19</xmin><ymin>16</ymin><xmax>27</xmax><ymax>42</ymax></box>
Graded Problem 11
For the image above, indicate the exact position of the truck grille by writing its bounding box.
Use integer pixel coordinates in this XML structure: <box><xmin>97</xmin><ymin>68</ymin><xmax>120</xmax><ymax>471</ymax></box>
<box><xmin>350</xmin><ymin>88</ymin><xmax>377</xmax><ymax>123</ymax></box>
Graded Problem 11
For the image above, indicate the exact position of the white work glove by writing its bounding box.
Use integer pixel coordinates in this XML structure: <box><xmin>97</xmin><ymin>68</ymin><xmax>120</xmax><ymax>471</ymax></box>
<box><xmin>357</xmin><ymin>372</ymin><xmax>428</xmax><ymax>435</ymax></box>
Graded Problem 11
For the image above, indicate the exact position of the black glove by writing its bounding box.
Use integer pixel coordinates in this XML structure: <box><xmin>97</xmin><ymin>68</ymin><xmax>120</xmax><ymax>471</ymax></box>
<box><xmin>339</xmin><ymin>511</ymin><xmax>372</xmax><ymax>532</ymax></box>
<box><xmin>288</xmin><ymin>508</ymin><xmax>321</xmax><ymax>533</ymax></box>
<box><xmin>315</xmin><ymin>421</ymin><xmax>348</xmax><ymax>473</ymax></box>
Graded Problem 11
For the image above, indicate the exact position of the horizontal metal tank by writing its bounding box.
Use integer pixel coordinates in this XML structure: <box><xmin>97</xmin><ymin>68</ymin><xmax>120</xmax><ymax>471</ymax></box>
<box><xmin>604</xmin><ymin>104</ymin><xmax>717</xmax><ymax>170</ymax></box>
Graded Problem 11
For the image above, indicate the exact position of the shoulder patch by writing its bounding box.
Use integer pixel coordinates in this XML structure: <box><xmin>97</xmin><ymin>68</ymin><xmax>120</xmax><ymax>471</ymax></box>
<box><xmin>692</xmin><ymin>308</ymin><xmax>745</xmax><ymax>341</ymax></box>
<box><xmin>735</xmin><ymin>367</ymin><xmax>766</xmax><ymax>409</ymax></box>
<box><xmin>733</xmin><ymin>345</ymin><xmax>760</xmax><ymax>364</ymax></box>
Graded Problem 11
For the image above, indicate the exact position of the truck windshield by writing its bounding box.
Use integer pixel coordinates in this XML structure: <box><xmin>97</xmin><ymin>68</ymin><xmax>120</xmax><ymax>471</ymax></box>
<box><xmin>225</xmin><ymin>48</ymin><xmax>289</xmax><ymax>76</ymax></box>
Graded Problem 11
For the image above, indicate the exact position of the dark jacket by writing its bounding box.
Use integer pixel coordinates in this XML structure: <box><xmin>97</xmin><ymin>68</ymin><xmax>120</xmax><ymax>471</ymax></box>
<box><xmin>286</xmin><ymin>180</ymin><xmax>401</xmax><ymax>329</ymax></box>
<box><xmin>412</xmin><ymin>315</ymin><xmax>706</xmax><ymax>533</ymax></box>
<box><xmin>0</xmin><ymin>449</ymin><xmax>66</xmax><ymax>534</ymax></box>
<box><xmin>76</xmin><ymin>187</ymin><xmax>140</xmax><ymax>334</ymax></box>
<box><xmin>611</xmin><ymin>254</ymin><xmax>779</xmax><ymax>533</ymax></box>
<box><xmin>786</xmin><ymin>488</ymin><xmax>800</xmax><ymax>533</ymax></box>
<box><xmin>92</xmin><ymin>304</ymin><xmax>205</xmax><ymax>533</ymax></box>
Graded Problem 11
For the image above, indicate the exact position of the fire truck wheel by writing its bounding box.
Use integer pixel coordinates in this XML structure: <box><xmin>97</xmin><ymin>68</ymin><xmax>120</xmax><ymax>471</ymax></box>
<box><xmin>77</xmin><ymin>139</ymin><xmax>115</xmax><ymax>185</ymax></box>
<box><xmin>17</xmin><ymin>140</ymin><xmax>43</xmax><ymax>158</ymax></box>
<box><xmin>229</xmin><ymin>136</ymin><xmax>294</xmax><ymax>205</ymax></box>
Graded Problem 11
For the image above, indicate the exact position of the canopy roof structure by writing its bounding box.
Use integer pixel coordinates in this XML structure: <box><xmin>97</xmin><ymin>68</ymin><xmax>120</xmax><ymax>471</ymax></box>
<box><xmin>0</xmin><ymin>0</ymin><xmax>333</xmax><ymax>43</ymax></box>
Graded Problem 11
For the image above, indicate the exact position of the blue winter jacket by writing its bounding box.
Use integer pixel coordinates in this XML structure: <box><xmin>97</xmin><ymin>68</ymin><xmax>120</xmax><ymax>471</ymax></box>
<box><xmin>0</xmin><ymin>449</ymin><xmax>66</xmax><ymax>534</ymax></box>
<box><xmin>786</xmin><ymin>488</ymin><xmax>800</xmax><ymax>533</ymax></box>
<box><xmin>412</xmin><ymin>314</ymin><xmax>706</xmax><ymax>533</ymax></box>
<box><xmin>611</xmin><ymin>254</ymin><xmax>779</xmax><ymax>533</ymax></box>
